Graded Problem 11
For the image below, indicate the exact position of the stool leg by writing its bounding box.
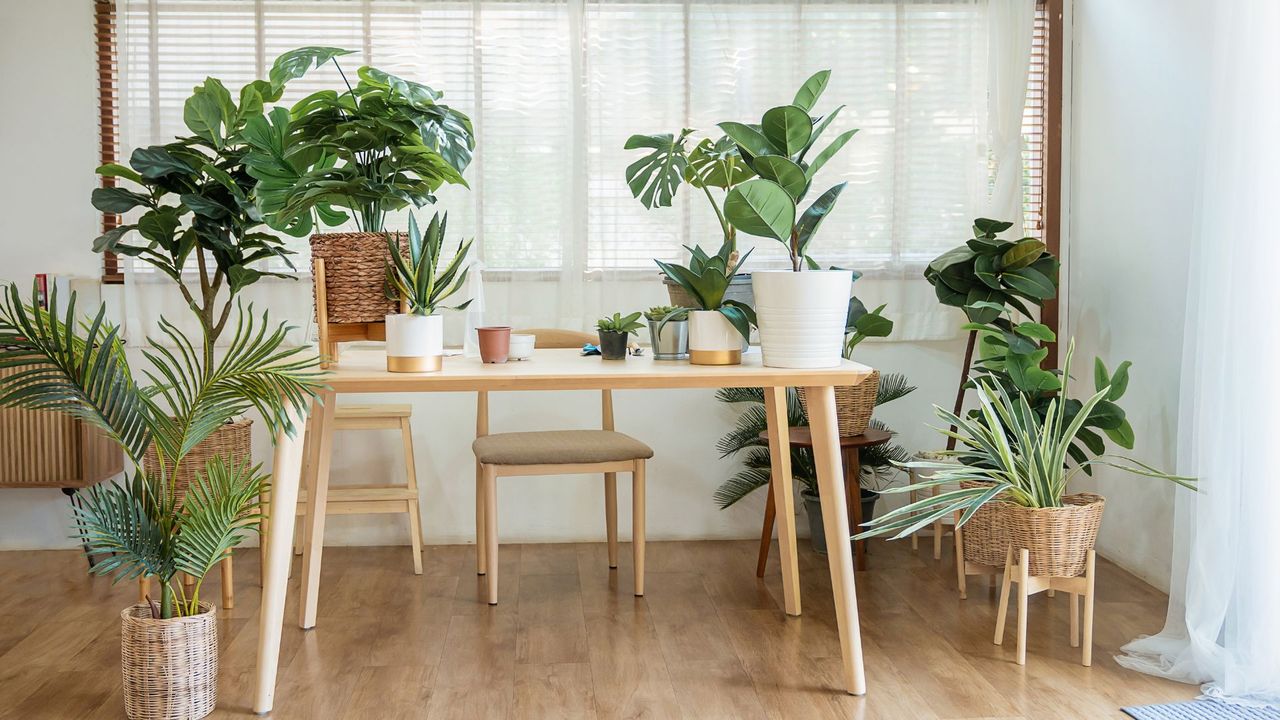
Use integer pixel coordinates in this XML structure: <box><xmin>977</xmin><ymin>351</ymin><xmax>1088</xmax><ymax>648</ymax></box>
<box><xmin>475</xmin><ymin>460</ymin><xmax>487</xmax><ymax>576</ymax></box>
<box><xmin>221</xmin><ymin>552</ymin><xmax>235</xmax><ymax>609</ymax></box>
<box><xmin>955</xmin><ymin>510</ymin><xmax>967</xmax><ymax>599</ymax></box>
<box><xmin>632</xmin><ymin>461</ymin><xmax>646</xmax><ymax>597</ymax></box>
<box><xmin>932</xmin><ymin>484</ymin><xmax>943</xmax><ymax>560</ymax></box>
<box><xmin>605</xmin><ymin>472</ymin><xmax>618</xmax><ymax>569</ymax></box>
<box><xmin>1083</xmin><ymin>549</ymin><xmax>1096</xmax><ymax>667</ymax></box>
<box><xmin>401</xmin><ymin>417</ymin><xmax>423</xmax><ymax>575</ymax></box>
<box><xmin>1069</xmin><ymin>591</ymin><xmax>1080</xmax><ymax>648</ymax></box>
<box><xmin>994</xmin><ymin>547</ymin><xmax>1013</xmax><ymax>645</ymax></box>
<box><xmin>909</xmin><ymin>486</ymin><xmax>920</xmax><ymax>551</ymax></box>
<box><xmin>484</xmin><ymin>465</ymin><xmax>499</xmax><ymax>605</ymax></box>
<box><xmin>756</xmin><ymin>476</ymin><xmax>776</xmax><ymax>578</ymax></box>
<box><xmin>1016</xmin><ymin>548</ymin><xmax>1029</xmax><ymax>666</ymax></box>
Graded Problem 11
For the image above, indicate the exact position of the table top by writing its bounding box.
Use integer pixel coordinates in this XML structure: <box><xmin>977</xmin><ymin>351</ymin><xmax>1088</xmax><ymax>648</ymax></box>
<box><xmin>322</xmin><ymin>349</ymin><xmax>873</xmax><ymax>393</ymax></box>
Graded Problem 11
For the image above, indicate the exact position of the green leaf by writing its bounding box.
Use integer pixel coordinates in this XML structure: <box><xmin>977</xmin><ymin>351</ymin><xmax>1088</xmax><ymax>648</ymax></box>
<box><xmin>96</xmin><ymin>163</ymin><xmax>144</xmax><ymax>184</ymax></box>
<box><xmin>129</xmin><ymin>146</ymin><xmax>192</xmax><ymax>179</ymax></box>
<box><xmin>751</xmin><ymin>155</ymin><xmax>808</xmax><ymax>201</ymax></box>
<box><xmin>1093</xmin><ymin>357</ymin><xmax>1110</xmax><ymax>393</ymax></box>
<box><xmin>717</xmin><ymin>122</ymin><xmax>778</xmax><ymax>159</ymax></box>
<box><xmin>685</xmin><ymin>136</ymin><xmax>754</xmax><ymax>189</ymax></box>
<box><xmin>853</xmin><ymin>310</ymin><xmax>893</xmax><ymax>338</ymax></box>
<box><xmin>91</xmin><ymin>187</ymin><xmax>152</xmax><ymax>214</ymax></box>
<box><xmin>792</xmin><ymin>70</ymin><xmax>831</xmax><ymax>112</ymax></box>
<box><xmin>269</xmin><ymin>46</ymin><xmax>353</xmax><ymax>90</ymax></box>
<box><xmin>1107</xmin><ymin>360</ymin><xmax>1132</xmax><ymax>401</ymax></box>
<box><xmin>1001</xmin><ymin>238</ymin><xmax>1045</xmax><ymax>271</ymax></box>
<box><xmin>974</xmin><ymin>254</ymin><xmax>1001</xmax><ymax>289</ymax></box>
<box><xmin>1013</xmin><ymin>322</ymin><xmax>1055</xmax><ymax>342</ymax></box>
<box><xmin>1105</xmin><ymin>419</ymin><xmax>1135</xmax><ymax>449</ymax></box>
<box><xmin>761</xmin><ymin>105</ymin><xmax>812</xmax><ymax>157</ymax></box>
<box><xmin>805</xmin><ymin>129</ymin><xmax>857</xmax><ymax>180</ymax></box>
<box><xmin>183</xmin><ymin>78</ymin><xmax>236</xmax><ymax>149</ymax></box>
<box><xmin>795</xmin><ymin>182</ymin><xmax>846</xmax><ymax>255</ymax></box>
<box><xmin>723</xmin><ymin>179</ymin><xmax>795</xmax><ymax>243</ymax></box>
<box><xmin>137</xmin><ymin>209</ymin><xmax>182</xmax><ymax>246</ymax></box>
<box><xmin>973</xmin><ymin>218</ymin><xmax>1014</xmax><ymax>236</ymax></box>
<box><xmin>1003</xmin><ymin>266</ymin><xmax>1056</xmax><ymax>300</ymax></box>
<box><xmin>623</xmin><ymin>131</ymin><xmax>690</xmax><ymax>208</ymax></box>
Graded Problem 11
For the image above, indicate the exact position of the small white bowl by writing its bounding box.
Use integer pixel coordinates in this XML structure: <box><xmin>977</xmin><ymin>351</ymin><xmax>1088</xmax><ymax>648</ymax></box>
<box><xmin>508</xmin><ymin>333</ymin><xmax>536</xmax><ymax>360</ymax></box>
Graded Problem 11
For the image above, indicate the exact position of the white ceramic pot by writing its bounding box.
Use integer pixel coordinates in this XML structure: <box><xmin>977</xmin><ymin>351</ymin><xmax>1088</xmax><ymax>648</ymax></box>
<box><xmin>752</xmin><ymin>269</ymin><xmax>853</xmax><ymax>369</ymax></box>
<box><xmin>508</xmin><ymin>333</ymin><xmax>536</xmax><ymax>361</ymax></box>
<box><xmin>688</xmin><ymin>310</ymin><xmax>742</xmax><ymax>365</ymax></box>
<box><xmin>385</xmin><ymin>313</ymin><xmax>443</xmax><ymax>372</ymax></box>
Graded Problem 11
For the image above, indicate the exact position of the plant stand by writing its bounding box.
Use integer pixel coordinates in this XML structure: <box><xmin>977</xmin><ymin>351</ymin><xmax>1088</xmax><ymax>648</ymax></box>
<box><xmin>314</xmin><ymin>257</ymin><xmax>389</xmax><ymax>368</ymax></box>
<box><xmin>994</xmin><ymin>547</ymin><xmax>1097</xmax><ymax>666</ymax></box>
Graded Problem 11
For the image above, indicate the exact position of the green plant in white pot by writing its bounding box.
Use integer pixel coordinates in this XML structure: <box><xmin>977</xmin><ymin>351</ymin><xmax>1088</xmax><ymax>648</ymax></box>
<box><xmin>384</xmin><ymin>210</ymin><xmax>473</xmax><ymax>373</ymax></box>
<box><xmin>654</xmin><ymin>244</ymin><xmax>756</xmax><ymax>365</ymax></box>
<box><xmin>719</xmin><ymin>70</ymin><xmax>859</xmax><ymax>369</ymax></box>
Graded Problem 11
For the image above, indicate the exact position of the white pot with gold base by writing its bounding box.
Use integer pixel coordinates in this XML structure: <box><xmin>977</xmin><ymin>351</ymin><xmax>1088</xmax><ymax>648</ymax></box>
<box><xmin>385</xmin><ymin>313</ymin><xmax>443</xmax><ymax>372</ymax></box>
<box><xmin>688</xmin><ymin>310</ymin><xmax>742</xmax><ymax>366</ymax></box>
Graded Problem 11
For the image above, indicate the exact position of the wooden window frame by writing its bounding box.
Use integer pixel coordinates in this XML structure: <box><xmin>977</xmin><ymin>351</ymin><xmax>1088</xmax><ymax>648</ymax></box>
<box><xmin>96</xmin><ymin>0</ymin><xmax>124</xmax><ymax>284</ymax></box>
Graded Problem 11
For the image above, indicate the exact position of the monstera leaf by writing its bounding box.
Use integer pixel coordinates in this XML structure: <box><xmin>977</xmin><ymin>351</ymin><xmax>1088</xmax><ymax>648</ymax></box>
<box><xmin>624</xmin><ymin>131</ymin><xmax>691</xmax><ymax>209</ymax></box>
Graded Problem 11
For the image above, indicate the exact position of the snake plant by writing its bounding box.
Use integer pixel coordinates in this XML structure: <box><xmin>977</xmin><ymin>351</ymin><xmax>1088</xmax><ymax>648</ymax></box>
<box><xmin>654</xmin><ymin>243</ymin><xmax>757</xmax><ymax>341</ymax></box>
<box><xmin>0</xmin><ymin>283</ymin><xmax>323</xmax><ymax>618</ymax></box>
<box><xmin>384</xmin><ymin>210</ymin><xmax>473</xmax><ymax>316</ymax></box>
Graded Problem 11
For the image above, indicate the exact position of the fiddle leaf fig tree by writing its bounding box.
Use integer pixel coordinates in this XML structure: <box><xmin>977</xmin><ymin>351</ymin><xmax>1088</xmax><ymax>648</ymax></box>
<box><xmin>719</xmin><ymin>70</ymin><xmax>858</xmax><ymax>270</ymax></box>
<box><xmin>242</xmin><ymin>47</ymin><xmax>476</xmax><ymax>236</ymax></box>
<box><xmin>923</xmin><ymin>218</ymin><xmax>1059</xmax><ymax>325</ymax></box>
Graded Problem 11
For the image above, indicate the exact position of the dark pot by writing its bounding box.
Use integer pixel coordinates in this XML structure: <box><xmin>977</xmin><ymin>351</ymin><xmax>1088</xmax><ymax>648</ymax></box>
<box><xmin>802</xmin><ymin>488</ymin><xmax>880</xmax><ymax>556</ymax></box>
<box><xmin>597</xmin><ymin>330</ymin><xmax>629</xmax><ymax>360</ymax></box>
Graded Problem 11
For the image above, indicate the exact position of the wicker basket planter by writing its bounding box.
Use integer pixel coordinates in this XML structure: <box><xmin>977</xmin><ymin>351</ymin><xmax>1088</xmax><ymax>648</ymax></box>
<box><xmin>959</xmin><ymin>480</ymin><xmax>1008</xmax><ymax>568</ymax></box>
<box><xmin>121</xmin><ymin>602</ymin><xmax>217</xmax><ymax>720</ymax></box>
<box><xmin>1000</xmin><ymin>492</ymin><xmax>1105</xmax><ymax>577</ymax></box>
<box><xmin>142</xmin><ymin>419</ymin><xmax>253</xmax><ymax>500</ymax></box>
<box><xmin>797</xmin><ymin>370</ymin><xmax>880</xmax><ymax>436</ymax></box>
<box><xmin>311</xmin><ymin>232</ymin><xmax>406</xmax><ymax>325</ymax></box>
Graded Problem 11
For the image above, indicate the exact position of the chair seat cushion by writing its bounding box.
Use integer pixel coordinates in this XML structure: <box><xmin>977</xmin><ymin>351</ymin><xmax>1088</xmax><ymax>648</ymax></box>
<box><xmin>473</xmin><ymin>430</ymin><xmax>654</xmax><ymax>466</ymax></box>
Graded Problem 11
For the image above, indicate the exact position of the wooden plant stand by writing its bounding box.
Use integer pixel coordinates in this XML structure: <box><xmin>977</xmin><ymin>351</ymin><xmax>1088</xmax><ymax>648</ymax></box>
<box><xmin>314</xmin><ymin>257</ymin><xmax>390</xmax><ymax>368</ymax></box>
<box><xmin>993</xmin><ymin>547</ymin><xmax>1097</xmax><ymax>666</ymax></box>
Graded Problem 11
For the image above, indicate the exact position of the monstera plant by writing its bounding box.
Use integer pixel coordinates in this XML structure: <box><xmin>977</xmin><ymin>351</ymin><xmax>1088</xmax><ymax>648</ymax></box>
<box><xmin>717</xmin><ymin>70</ymin><xmax>858</xmax><ymax>272</ymax></box>
<box><xmin>242</xmin><ymin>47</ymin><xmax>475</xmax><ymax>235</ymax></box>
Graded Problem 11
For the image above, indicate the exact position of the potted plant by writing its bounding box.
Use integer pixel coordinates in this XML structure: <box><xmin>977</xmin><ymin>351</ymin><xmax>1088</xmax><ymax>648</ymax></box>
<box><xmin>856</xmin><ymin>342</ymin><xmax>1195</xmax><ymax>573</ymax></box>
<box><xmin>242</xmin><ymin>47</ymin><xmax>475</xmax><ymax>325</ymax></box>
<box><xmin>624</xmin><ymin>129</ymin><xmax>756</xmax><ymax>307</ymax></box>
<box><xmin>714</xmin><ymin>374</ymin><xmax>916</xmax><ymax>553</ymax></box>
<box><xmin>715</xmin><ymin>70</ymin><xmax>860</xmax><ymax>369</ymax></box>
<box><xmin>796</xmin><ymin>293</ymin><xmax>895</xmax><ymax>436</ymax></box>
<box><xmin>383</xmin><ymin>210</ymin><xmax>473</xmax><ymax>372</ymax></box>
<box><xmin>644</xmin><ymin>305</ymin><xmax>688</xmax><ymax>360</ymax></box>
<box><xmin>654</xmin><ymin>244</ymin><xmax>756</xmax><ymax>365</ymax></box>
<box><xmin>595</xmin><ymin>312</ymin><xmax>644</xmax><ymax>360</ymax></box>
<box><xmin>0</xmin><ymin>284</ymin><xmax>321</xmax><ymax>720</ymax></box>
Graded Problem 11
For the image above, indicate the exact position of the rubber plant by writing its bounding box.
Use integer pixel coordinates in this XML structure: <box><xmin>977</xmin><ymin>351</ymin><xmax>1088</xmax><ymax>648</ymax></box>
<box><xmin>0</xmin><ymin>283</ymin><xmax>323</xmax><ymax>618</ymax></box>
<box><xmin>717</xmin><ymin>70</ymin><xmax>859</xmax><ymax>271</ymax></box>
<box><xmin>242</xmin><ymin>47</ymin><xmax>476</xmax><ymax>235</ymax></box>
<box><xmin>654</xmin><ymin>243</ymin><xmax>757</xmax><ymax>341</ymax></box>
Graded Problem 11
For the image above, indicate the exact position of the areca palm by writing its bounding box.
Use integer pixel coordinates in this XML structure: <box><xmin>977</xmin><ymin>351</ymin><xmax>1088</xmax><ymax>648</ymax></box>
<box><xmin>0</xmin><ymin>283</ymin><xmax>322</xmax><ymax>618</ymax></box>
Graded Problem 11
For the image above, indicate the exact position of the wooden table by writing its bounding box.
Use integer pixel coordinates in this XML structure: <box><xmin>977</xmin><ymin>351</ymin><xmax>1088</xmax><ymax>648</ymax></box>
<box><xmin>756</xmin><ymin>427</ymin><xmax>892</xmax><ymax>574</ymax></box>
<box><xmin>253</xmin><ymin>349</ymin><xmax>874</xmax><ymax>713</ymax></box>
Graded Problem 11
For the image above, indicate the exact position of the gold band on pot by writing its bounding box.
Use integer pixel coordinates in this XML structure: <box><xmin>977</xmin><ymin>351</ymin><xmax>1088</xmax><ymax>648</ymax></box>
<box><xmin>386</xmin><ymin>354</ymin><xmax>443</xmax><ymax>373</ymax></box>
<box><xmin>689</xmin><ymin>349</ymin><xmax>742</xmax><ymax>366</ymax></box>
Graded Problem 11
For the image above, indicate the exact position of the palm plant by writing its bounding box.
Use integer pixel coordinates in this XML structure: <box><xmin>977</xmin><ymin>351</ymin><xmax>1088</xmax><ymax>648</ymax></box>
<box><xmin>384</xmin><ymin>211</ymin><xmax>474</xmax><ymax>315</ymax></box>
<box><xmin>855</xmin><ymin>342</ymin><xmax>1194</xmax><ymax>540</ymax></box>
<box><xmin>713</xmin><ymin>374</ymin><xmax>916</xmax><ymax>508</ymax></box>
<box><xmin>654</xmin><ymin>243</ymin><xmax>757</xmax><ymax>341</ymax></box>
<box><xmin>0</xmin><ymin>283</ymin><xmax>322</xmax><ymax>618</ymax></box>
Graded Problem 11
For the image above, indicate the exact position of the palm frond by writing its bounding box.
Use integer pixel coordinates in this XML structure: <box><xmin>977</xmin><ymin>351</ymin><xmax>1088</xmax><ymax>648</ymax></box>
<box><xmin>174</xmin><ymin>456</ymin><xmax>268</xmax><ymax>596</ymax></box>
<box><xmin>0</xmin><ymin>283</ymin><xmax>154</xmax><ymax>464</ymax></box>
<box><xmin>875</xmin><ymin>372</ymin><xmax>916</xmax><ymax>406</ymax></box>
<box><xmin>714</xmin><ymin>463</ymin><xmax>771</xmax><ymax>509</ymax></box>
<box><xmin>69</xmin><ymin>473</ymin><xmax>174</xmax><ymax>583</ymax></box>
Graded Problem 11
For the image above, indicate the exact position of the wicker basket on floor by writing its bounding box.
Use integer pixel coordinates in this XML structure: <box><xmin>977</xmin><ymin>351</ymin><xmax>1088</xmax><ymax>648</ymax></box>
<box><xmin>959</xmin><ymin>479</ymin><xmax>1009</xmax><ymax>567</ymax></box>
<box><xmin>310</xmin><ymin>231</ymin><xmax>406</xmax><ymax>324</ymax></box>
<box><xmin>142</xmin><ymin>419</ymin><xmax>252</xmax><ymax>503</ymax></box>
<box><xmin>1001</xmin><ymin>492</ymin><xmax>1105</xmax><ymax>577</ymax></box>
<box><xmin>797</xmin><ymin>370</ymin><xmax>880</xmax><ymax>436</ymax></box>
<box><xmin>121</xmin><ymin>602</ymin><xmax>217</xmax><ymax>720</ymax></box>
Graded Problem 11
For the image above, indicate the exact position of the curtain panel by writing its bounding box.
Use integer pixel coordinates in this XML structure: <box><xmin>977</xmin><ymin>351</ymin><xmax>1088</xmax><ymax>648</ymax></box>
<box><xmin>115</xmin><ymin>0</ymin><xmax>1036</xmax><ymax>343</ymax></box>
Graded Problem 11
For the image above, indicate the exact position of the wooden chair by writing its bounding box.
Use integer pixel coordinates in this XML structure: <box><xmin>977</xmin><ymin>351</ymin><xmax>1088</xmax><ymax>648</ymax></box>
<box><xmin>473</xmin><ymin>329</ymin><xmax>650</xmax><ymax>605</ymax></box>
<box><xmin>262</xmin><ymin>403</ymin><xmax>426</xmax><ymax>574</ymax></box>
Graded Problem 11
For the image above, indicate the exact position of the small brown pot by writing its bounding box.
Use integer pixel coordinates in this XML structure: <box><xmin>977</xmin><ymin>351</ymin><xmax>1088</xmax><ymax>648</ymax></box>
<box><xmin>597</xmin><ymin>330</ymin><xmax>629</xmax><ymax>360</ymax></box>
<box><xmin>121</xmin><ymin>602</ymin><xmax>217</xmax><ymax>720</ymax></box>
<box><xmin>477</xmin><ymin>326</ymin><xmax>512</xmax><ymax>363</ymax></box>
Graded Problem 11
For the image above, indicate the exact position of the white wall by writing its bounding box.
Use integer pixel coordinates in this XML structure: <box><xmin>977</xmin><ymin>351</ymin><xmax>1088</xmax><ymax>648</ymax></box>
<box><xmin>1065</xmin><ymin>0</ymin><xmax>1210</xmax><ymax>591</ymax></box>
<box><xmin>0</xmin><ymin>0</ymin><xmax>967</xmax><ymax>551</ymax></box>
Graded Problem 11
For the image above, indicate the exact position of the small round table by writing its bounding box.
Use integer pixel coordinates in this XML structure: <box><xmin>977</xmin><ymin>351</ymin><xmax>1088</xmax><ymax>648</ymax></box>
<box><xmin>755</xmin><ymin>427</ymin><xmax>892</xmax><ymax>574</ymax></box>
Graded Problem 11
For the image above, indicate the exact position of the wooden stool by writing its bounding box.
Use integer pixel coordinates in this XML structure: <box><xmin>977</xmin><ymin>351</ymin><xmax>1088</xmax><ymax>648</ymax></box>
<box><xmin>994</xmin><ymin>547</ymin><xmax>1097</xmax><ymax>666</ymax></box>
<box><xmin>261</xmin><ymin>403</ymin><xmax>425</xmax><ymax>575</ymax></box>
<box><xmin>756</xmin><ymin>427</ymin><xmax>891</xmax><ymax>574</ymax></box>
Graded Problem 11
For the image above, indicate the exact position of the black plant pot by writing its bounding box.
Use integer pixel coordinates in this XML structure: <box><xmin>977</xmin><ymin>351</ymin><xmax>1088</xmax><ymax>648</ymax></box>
<box><xmin>802</xmin><ymin>488</ymin><xmax>880</xmax><ymax>555</ymax></box>
<box><xmin>598</xmin><ymin>330</ymin><xmax>629</xmax><ymax>360</ymax></box>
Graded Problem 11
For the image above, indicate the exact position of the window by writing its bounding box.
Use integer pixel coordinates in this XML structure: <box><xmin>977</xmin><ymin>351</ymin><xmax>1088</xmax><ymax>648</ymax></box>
<box><xmin>98</xmin><ymin>0</ymin><xmax>1054</xmax><ymax>279</ymax></box>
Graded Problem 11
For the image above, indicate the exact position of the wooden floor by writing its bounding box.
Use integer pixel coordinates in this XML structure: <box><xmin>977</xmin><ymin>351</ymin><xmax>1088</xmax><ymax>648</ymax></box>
<box><xmin>0</xmin><ymin>537</ymin><xmax>1196</xmax><ymax>719</ymax></box>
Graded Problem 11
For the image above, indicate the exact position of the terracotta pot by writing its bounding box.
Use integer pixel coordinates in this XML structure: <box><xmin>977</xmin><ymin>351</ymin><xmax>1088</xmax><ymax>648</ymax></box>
<box><xmin>477</xmin><ymin>326</ymin><xmax>511</xmax><ymax>363</ymax></box>
<box><xmin>597</xmin><ymin>330</ymin><xmax>629</xmax><ymax>360</ymax></box>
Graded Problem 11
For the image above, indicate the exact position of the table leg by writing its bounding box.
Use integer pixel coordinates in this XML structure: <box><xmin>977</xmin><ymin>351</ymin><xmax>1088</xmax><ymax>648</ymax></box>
<box><xmin>252</xmin><ymin>401</ymin><xmax>310</xmax><ymax>714</ymax></box>
<box><xmin>299</xmin><ymin>390</ymin><xmax>337</xmax><ymax>629</ymax></box>
<box><xmin>756</xmin><ymin>475</ymin><xmax>776</xmax><ymax>578</ymax></box>
<box><xmin>805</xmin><ymin>385</ymin><xmax>867</xmax><ymax>695</ymax></box>
<box><xmin>763</xmin><ymin>386</ymin><xmax>801</xmax><ymax>616</ymax></box>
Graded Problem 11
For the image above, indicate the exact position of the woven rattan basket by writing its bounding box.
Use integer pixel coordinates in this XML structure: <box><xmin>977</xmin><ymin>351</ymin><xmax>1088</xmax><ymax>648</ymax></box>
<box><xmin>142</xmin><ymin>419</ymin><xmax>252</xmax><ymax>503</ymax></box>
<box><xmin>797</xmin><ymin>370</ymin><xmax>880</xmax><ymax>436</ymax></box>
<box><xmin>311</xmin><ymin>231</ymin><xmax>406</xmax><ymax>325</ymax></box>
<box><xmin>1001</xmin><ymin>492</ymin><xmax>1105</xmax><ymax>577</ymax></box>
<box><xmin>121</xmin><ymin>602</ymin><xmax>217</xmax><ymax>720</ymax></box>
<box><xmin>959</xmin><ymin>479</ymin><xmax>1009</xmax><ymax>567</ymax></box>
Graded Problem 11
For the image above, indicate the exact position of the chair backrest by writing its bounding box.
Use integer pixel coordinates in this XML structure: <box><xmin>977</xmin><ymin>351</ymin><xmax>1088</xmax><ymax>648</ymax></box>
<box><xmin>515</xmin><ymin>328</ymin><xmax>596</xmax><ymax>349</ymax></box>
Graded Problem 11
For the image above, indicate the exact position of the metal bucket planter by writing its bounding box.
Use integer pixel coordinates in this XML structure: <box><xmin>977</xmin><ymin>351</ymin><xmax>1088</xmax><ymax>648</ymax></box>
<box><xmin>648</xmin><ymin>319</ymin><xmax>688</xmax><ymax>360</ymax></box>
<box><xmin>121</xmin><ymin>602</ymin><xmax>217</xmax><ymax>720</ymax></box>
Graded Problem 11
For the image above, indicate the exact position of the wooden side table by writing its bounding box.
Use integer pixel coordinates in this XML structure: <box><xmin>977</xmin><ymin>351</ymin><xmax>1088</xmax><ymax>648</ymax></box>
<box><xmin>756</xmin><ymin>427</ymin><xmax>892</xmax><ymax>573</ymax></box>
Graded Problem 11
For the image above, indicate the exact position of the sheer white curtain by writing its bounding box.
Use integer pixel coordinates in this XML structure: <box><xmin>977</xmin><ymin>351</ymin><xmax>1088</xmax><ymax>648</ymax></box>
<box><xmin>1115</xmin><ymin>1</ymin><xmax>1280</xmax><ymax>706</ymax></box>
<box><xmin>983</xmin><ymin>0</ymin><xmax>1036</xmax><ymax>224</ymax></box>
<box><xmin>115</xmin><ymin>0</ymin><xmax>1036</xmax><ymax>342</ymax></box>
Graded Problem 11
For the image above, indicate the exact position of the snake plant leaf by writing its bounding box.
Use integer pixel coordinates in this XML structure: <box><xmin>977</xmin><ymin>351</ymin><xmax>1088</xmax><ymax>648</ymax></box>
<box><xmin>624</xmin><ymin>132</ymin><xmax>690</xmax><ymax>209</ymax></box>
<box><xmin>1003</xmin><ymin>266</ymin><xmax>1056</xmax><ymax>300</ymax></box>
<box><xmin>792</xmin><ymin>70</ymin><xmax>831</xmax><ymax>112</ymax></box>
<box><xmin>718</xmin><ymin>122</ymin><xmax>779</xmax><ymax>159</ymax></box>
<box><xmin>268</xmin><ymin>46</ymin><xmax>353</xmax><ymax>90</ymax></box>
<box><xmin>804</xmin><ymin>128</ymin><xmax>858</xmax><ymax>180</ymax></box>
<box><xmin>183</xmin><ymin>78</ymin><xmax>236</xmax><ymax>149</ymax></box>
<box><xmin>795</xmin><ymin>182</ymin><xmax>846</xmax><ymax>256</ymax></box>
<box><xmin>752</xmin><ymin>155</ymin><xmax>809</xmax><ymax>201</ymax></box>
<box><xmin>724</xmin><ymin>179</ymin><xmax>795</xmax><ymax>242</ymax></box>
<box><xmin>1001</xmin><ymin>238</ymin><xmax>1046</xmax><ymax>270</ymax></box>
<box><xmin>761</xmin><ymin>105</ymin><xmax>813</xmax><ymax>157</ymax></box>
